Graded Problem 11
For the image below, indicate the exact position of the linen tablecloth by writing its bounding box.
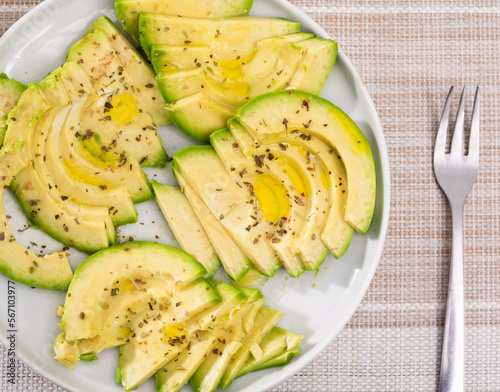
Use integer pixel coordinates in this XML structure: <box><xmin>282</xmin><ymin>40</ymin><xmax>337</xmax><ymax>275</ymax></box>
<box><xmin>1</xmin><ymin>0</ymin><xmax>499</xmax><ymax>391</ymax></box>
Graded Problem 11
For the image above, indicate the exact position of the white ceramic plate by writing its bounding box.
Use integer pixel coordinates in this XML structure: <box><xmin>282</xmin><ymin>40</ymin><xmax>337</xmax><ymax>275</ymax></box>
<box><xmin>0</xmin><ymin>0</ymin><xmax>390</xmax><ymax>391</ymax></box>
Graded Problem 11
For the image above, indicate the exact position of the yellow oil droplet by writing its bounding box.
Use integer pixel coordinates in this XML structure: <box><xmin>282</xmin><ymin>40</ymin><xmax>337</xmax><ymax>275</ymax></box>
<box><xmin>108</xmin><ymin>93</ymin><xmax>139</xmax><ymax>126</ymax></box>
<box><xmin>63</xmin><ymin>158</ymin><xmax>114</xmax><ymax>188</ymax></box>
<box><xmin>121</xmin><ymin>278</ymin><xmax>135</xmax><ymax>291</ymax></box>
<box><xmin>254</xmin><ymin>175</ymin><xmax>289</xmax><ymax>223</ymax></box>
<box><xmin>120</xmin><ymin>325</ymin><xmax>134</xmax><ymax>339</ymax></box>
<box><xmin>275</xmin><ymin>158</ymin><xmax>309</xmax><ymax>197</ymax></box>
<box><xmin>218</xmin><ymin>50</ymin><xmax>255</xmax><ymax>81</ymax></box>
<box><xmin>161</xmin><ymin>324</ymin><xmax>186</xmax><ymax>344</ymax></box>
<box><xmin>320</xmin><ymin>169</ymin><xmax>331</xmax><ymax>189</ymax></box>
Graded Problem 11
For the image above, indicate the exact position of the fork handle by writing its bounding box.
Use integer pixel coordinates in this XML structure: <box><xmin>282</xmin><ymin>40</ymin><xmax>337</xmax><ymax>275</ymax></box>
<box><xmin>439</xmin><ymin>202</ymin><xmax>465</xmax><ymax>392</ymax></box>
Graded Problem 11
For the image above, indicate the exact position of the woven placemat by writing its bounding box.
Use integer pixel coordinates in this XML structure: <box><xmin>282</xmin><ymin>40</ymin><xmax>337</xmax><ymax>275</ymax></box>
<box><xmin>2</xmin><ymin>0</ymin><xmax>500</xmax><ymax>391</ymax></box>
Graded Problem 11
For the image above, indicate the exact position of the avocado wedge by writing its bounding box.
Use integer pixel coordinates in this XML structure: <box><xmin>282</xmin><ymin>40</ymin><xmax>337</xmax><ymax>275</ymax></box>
<box><xmin>0</xmin><ymin>141</ymin><xmax>72</xmax><ymax>290</ymax></box>
<box><xmin>116</xmin><ymin>0</ymin><xmax>253</xmax><ymax>43</ymax></box>
<box><xmin>236</xmin><ymin>90</ymin><xmax>376</xmax><ymax>235</ymax></box>
<box><xmin>173</xmin><ymin>146</ymin><xmax>281</xmax><ymax>277</ymax></box>
<box><xmin>86</xmin><ymin>17</ymin><xmax>170</xmax><ymax>125</ymax></box>
<box><xmin>0</xmin><ymin>74</ymin><xmax>27</xmax><ymax>146</ymax></box>
<box><xmin>152</xmin><ymin>180</ymin><xmax>220</xmax><ymax>278</ymax></box>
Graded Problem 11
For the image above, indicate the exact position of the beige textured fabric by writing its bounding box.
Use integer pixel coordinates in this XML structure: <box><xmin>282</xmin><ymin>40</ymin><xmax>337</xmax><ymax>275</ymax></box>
<box><xmin>1</xmin><ymin>0</ymin><xmax>500</xmax><ymax>391</ymax></box>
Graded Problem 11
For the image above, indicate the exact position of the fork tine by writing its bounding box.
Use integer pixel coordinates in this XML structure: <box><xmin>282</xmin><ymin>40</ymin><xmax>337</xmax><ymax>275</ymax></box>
<box><xmin>434</xmin><ymin>86</ymin><xmax>454</xmax><ymax>158</ymax></box>
<box><xmin>450</xmin><ymin>86</ymin><xmax>466</xmax><ymax>157</ymax></box>
<box><xmin>468</xmin><ymin>86</ymin><xmax>480</xmax><ymax>161</ymax></box>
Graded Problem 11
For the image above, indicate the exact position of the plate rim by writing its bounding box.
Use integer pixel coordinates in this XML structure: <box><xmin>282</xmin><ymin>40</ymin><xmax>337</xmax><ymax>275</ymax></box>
<box><xmin>0</xmin><ymin>0</ymin><xmax>391</xmax><ymax>391</ymax></box>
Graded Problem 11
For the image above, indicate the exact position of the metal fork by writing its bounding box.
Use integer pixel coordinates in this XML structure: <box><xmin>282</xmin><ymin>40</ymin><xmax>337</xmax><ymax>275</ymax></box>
<box><xmin>434</xmin><ymin>86</ymin><xmax>480</xmax><ymax>392</ymax></box>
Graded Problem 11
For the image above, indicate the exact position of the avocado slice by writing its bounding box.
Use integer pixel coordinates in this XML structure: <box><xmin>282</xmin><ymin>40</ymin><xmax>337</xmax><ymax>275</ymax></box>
<box><xmin>152</xmin><ymin>180</ymin><xmax>220</xmax><ymax>278</ymax></box>
<box><xmin>58</xmin><ymin>99</ymin><xmax>153</xmax><ymax>204</ymax></box>
<box><xmin>210</xmin><ymin>128</ymin><xmax>306</xmax><ymax>277</ymax></box>
<box><xmin>116</xmin><ymin>278</ymin><xmax>221</xmax><ymax>390</ymax></box>
<box><xmin>149</xmin><ymin>32</ymin><xmax>315</xmax><ymax>75</ymax></box>
<box><xmin>138</xmin><ymin>14</ymin><xmax>301</xmax><ymax>59</ymax></box>
<box><xmin>236</xmin><ymin>90</ymin><xmax>376</xmax><ymax>235</ymax></box>
<box><xmin>167</xmin><ymin>92</ymin><xmax>238</xmax><ymax>143</ymax></box>
<box><xmin>3</xmin><ymin>82</ymin><xmax>51</xmax><ymax>153</ymax></box>
<box><xmin>86</xmin><ymin>17</ymin><xmax>170</xmax><ymax>126</ymax></box>
<box><xmin>226</xmin><ymin>121</ymin><xmax>331</xmax><ymax>270</ymax></box>
<box><xmin>11</xmin><ymin>105</ymin><xmax>115</xmax><ymax>253</ymax></box>
<box><xmin>172</xmin><ymin>169</ymin><xmax>251</xmax><ymax>282</ymax></box>
<box><xmin>220</xmin><ymin>307</ymin><xmax>283</xmax><ymax>389</ymax></box>
<box><xmin>67</xmin><ymin>29</ymin><xmax>167</xmax><ymax>167</ymax></box>
<box><xmin>173</xmin><ymin>146</ymin><xmax>281</xmax><ymax>277</ymax></box>
<box><xmin>153</xmin><ymin>281</ymin><xmax>249</xmax><ymax>392</ymax></box>
<box><xmin>189</xmin><ymin>288</ymin><xmax>265</xmax><ymax>392</ymax></box>
<box><xmin>0</xmin><ymin>74</ymin><xmax>27</xmax><ymax>146</ymax></box>
<box><xmin>154</xmin><ymin>36</ymin><xmax>336</xmax><ymax>107</ymax></box>
<box><xmin>236</xmin><ymin>326</ymin><xmax>302</xmax><ymax>378</ymax></box>
<box><xmin>115</xmin><ymin>0</ymin><xmax>253</xmax><ymax>43</ymax></box>
<box><xmin>0</xmin><ymin>141</ymin><xmax>73</xmax><ymax>290</ymax></box>
<box><xmin>259</xmin><ymin>127</ymin><xmax>354</xmax><ymax>258</ymax></box>
<box><xmin>44</xmin><ymin>100</ymin><xmax>138</xmax><ymax>227</ymax></box>
<box><xmin>57</xmin><ymin>241</ymin><xmax>206</xmax><ymax>342</ymax></box>
<box><xmin>120</xmin><ymin>280</ymin><xmax>246</xmax><ymax>391</ymax></box>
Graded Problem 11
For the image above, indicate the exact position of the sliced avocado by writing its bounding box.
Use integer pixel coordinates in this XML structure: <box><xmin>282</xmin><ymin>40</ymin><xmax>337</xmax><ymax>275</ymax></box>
<box><xmin>3</xmin><ymin>82</ymin><xmax>51</xmax><ymax>152</ymax></box>
<box><xmin>210</xmin><ymin>128</ymin><xmax>306</xmax><ymax>277</ymax></box>
<box><xmin>0</xmin><ymin>141</ymin><xmax>72</xmax><ymax>290</ymax></box>
<box><xmin>56</xmin><ymin>242</ymin><xmax>207</xmax><ymax>343</ymax></box>
<box><xmin>189</xmin><ymin>289</ymin><xmax>265</xmax><ymax>392</ymax></box>
<box><xmin>154</xmin><ymin>36</ymin><xmax>336</xmax><ymax>106</ymax></box>
<box><xmin>156</xmin><ymin>331</ymin><xmax>219</xmax><ymax>392</ymax></box>
<box><xmin>173</xmin><ymin>146</ymin><xmax>280</xmax><ymax>277</ymax></box>
<box><xmin>117</xmin><ymin>278</ymin><xmax>221</xmax><ymax>391</ymax></box>
<box><xmin>0</xmin><ymin>74</ymin><xmax>27</xmax><ymax>146</ymax></box>
<box><xmin>191</xmin><ymin>339</ymin><xmax>243</xmax><ymax>392</ymax></box>
<box><xmin>266</xmin><ymin>128</ymin><xmax>354</xmax><ymax>258</ymax></box>
<box><xmin>11</xmin><ymin>106</ymin><xmax>115</xmax><ymax>253</ymax></box>
<box><xmin>86</xmin><ymin>17</ymin><xmax>170</xmax><ymax>125</ymax></box>
<box><xmin>58</xmin><ymin>99</ymin><xmax>153</xmax><ymax>204</ymax></box>
<box><xmin>115</xmin><ymin>0</ymin><xmax>253</xmax><ymax>43</ymax></box>
<box><xmin>167</xmin><ymin>92</ymin><xmax>237</xmax><ymax>143</ymax></box>
<box><xmin>236</xmin><ymin>90</ymin><xmax>376</xmax><ymax>235</ymax></box>
<box><xmin>138</xmin><ymin>14</ymin><xmax>301</xmax><ymax>59</ymax></box>
<box><xmin>67</xmin><ymin>29</ymin><xmax>167</xmax><ymax>167</ymax></box>
<box><xmin>220</xmin><ymin>307</ymin><xmax>283</xmax><ymax>389</ymax></box>
<box><xmin>172</xmin><ymin>169</ymin><xmax>251</xmax><ymax>282</ymax></box>
<box><xmin>152</xmin><ymin>180</ymin><xmax>220</xmax><ymax>278</ymax></box>
<box><xmin>118</xmin><ymin>280</ymin><xmax>248</xmax><ymax>390</ymax></box>
<box><xmin>154</xmin><ymin>280</ymin><xmax>248</xmax><ymax>392</ymax></box>
<box><xmin>236</xmin><ymin>326</ymin><xmax>302</xmax><ymax>378</ymax></box>
<box><xmin>44</xmin><ymin>99</ymin><xmax>138</xmax><ymax>227</ymax></box>
<box><xmin>149</xmin><ymin>32</ymin><xmax>315</xmax><ymax>75</ymax></box>
<box><xmin>250</xmin><ymin>347</ymin><xmax>301</xmax><ymax>372</ymax></box>
<box><xmin>227</xmin><ymin>121</ymin><xmax>330</xmax><ymax>270</ymax></box>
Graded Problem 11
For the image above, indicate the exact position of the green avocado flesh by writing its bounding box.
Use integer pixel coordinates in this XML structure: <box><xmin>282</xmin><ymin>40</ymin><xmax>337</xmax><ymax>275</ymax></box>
<box><xmin>236</xmin><ymin>90</ymin><xmax>376</xmax><ymax>235</ymax></box>
<box><xmin>140</xmin><ymin>13</ymin><xmax>336</xmax><ymax>142</ymax></box>
<box><xmin>67</xmin><ymin>28</ymin><xmax>167</xmax><ymax>167</ymax></box>
<box><xmin>115</xmin><ymin>0</ymin><xmax>253</xmax><ymax>43</ymax></box>
<box><xmin>0</xmin><ymin>142</ymin><xmax>73</xmax><ymax>290</ymax></box>
<box><xmin>0</xmin><ymin>74</ymin><xmax>26</xmax><ymax>146</ymax></box>
<box><xmin>172</xmin><ymin>169</ymin><xmax>251</xmax><ymax>282</ymax></box>
<box><xmin>166</xmin><ymin>90</ymin><xmax>374</xmax><ymax>280</ymax></box>
<box><xmin>53</xmin><ymin>243</ymin><xmax>302</xmax><ymax>392</ymax></box>
<box><xmin>173</xmin><ymin>146</ymin><xmax>281</xmax><ymax>277</ymax></box>
<box><xmin>152</xmin><ymin>180</ymin><xmax>221</xmax><ymax>278</ymax></box>
<box><xmin>86</xmin><ymin>17</ymin><xmax>170</xmax><ymax>126</ymax></box>
<box><xmin>0</xmin><ymin>16</ymin><xmax>173</xmax><ymax>259</ymax></box>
